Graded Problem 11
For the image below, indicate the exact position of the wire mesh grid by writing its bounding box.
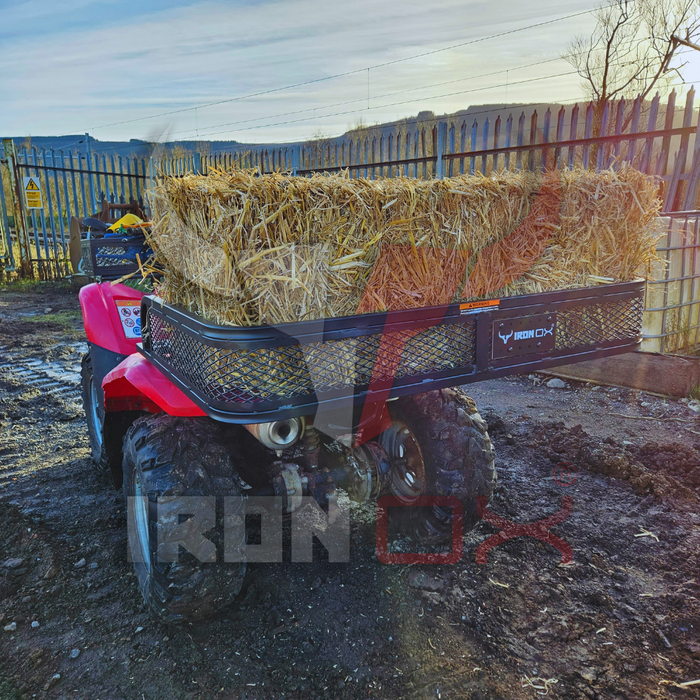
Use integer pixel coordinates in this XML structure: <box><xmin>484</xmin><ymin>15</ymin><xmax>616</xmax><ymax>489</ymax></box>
<box><xmin>143</xmin><ymin>291</ymin><xmax>643</xmax><ymax>409</ymax></box>
<box><xmin>146</xmin><ymin>312</ymin><xmax>477</xmax><ymax>404</ymax></box>
<box><xmin>555</xmin><ymin>297</ymin><xmax>644</xmax><ymax>350</ymax></box>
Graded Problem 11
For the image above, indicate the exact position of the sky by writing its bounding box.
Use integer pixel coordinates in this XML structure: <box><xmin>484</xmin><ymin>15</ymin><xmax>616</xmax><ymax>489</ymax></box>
<box><xmin>1</xmin><ymin>0</ymin><xmax>699</xmax><ymax>146</ymax></box>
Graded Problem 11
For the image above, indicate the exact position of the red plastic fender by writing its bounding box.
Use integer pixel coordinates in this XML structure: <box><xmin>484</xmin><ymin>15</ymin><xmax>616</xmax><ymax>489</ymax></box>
<box><xmin>102</xmin><ymin>353</ymin><xmax>206</xmax><ymax>417</ymax></box>
<box><xmin>79</xmin><ymin>282</ymin><xmax>145</xmax><ymax>355</ymax></box>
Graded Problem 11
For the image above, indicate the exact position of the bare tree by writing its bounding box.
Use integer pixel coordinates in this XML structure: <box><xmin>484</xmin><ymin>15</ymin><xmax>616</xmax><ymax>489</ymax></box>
<box><xmin>564</xmin><ymin>0</ymin><xmax>700</xmax><ymax>109</ymax></box>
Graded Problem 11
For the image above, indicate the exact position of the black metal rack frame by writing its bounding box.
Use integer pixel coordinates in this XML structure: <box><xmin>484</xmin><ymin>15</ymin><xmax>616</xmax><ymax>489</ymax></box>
<box><xmin>139</xmin><ymin>280</ymin><xmax>645</xmax><ymax>423</ymax></box>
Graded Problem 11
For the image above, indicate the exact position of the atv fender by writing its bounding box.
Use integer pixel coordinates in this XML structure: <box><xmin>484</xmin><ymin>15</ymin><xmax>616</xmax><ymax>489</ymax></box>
<box><xmin>102</xmin><ymin>353</ymin><xmax>206</xmax><ymax>417</ymax></box>
<box><xmin>79</xmin><ymin>281</ymin><xmax>145</xmax><ymax>356</ymax></box>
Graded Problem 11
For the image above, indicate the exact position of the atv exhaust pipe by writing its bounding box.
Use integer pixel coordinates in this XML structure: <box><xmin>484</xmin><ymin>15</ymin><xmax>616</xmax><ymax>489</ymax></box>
<box><xmin>244</xmin><ymin>418</ymin><xmax>303</xmax><ymax>454</ymax></box>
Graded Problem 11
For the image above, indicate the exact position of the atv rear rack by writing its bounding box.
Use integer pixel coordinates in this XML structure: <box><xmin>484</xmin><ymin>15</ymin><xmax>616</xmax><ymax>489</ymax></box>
<box><xmin>139</xmin><ymin>280</ymin><xmax>645</xmax><ymax>423</ymax></box>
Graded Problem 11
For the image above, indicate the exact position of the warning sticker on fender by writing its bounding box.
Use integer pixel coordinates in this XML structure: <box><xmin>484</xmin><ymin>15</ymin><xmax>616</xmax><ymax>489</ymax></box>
<box><xmin>115</xmin><ymin>300</ymin><xmax>142</xmax><ymax>339</ymax></box>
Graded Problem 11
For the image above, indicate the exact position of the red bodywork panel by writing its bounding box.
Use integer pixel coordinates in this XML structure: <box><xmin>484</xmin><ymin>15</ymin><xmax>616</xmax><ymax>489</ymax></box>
<box><xmin>79</xmin><ymin>282</ymin><xmax>144</xmax><ymax>355</ymax></box>
<box><xmin>80</xmin><ymin>282</ymin><xmax>204</xmax><ymax>417</ymax></box>
<box><xmin>102</xmin><ymin>354</ymin><xmax>206</xmax><ymax>416</ymax></box>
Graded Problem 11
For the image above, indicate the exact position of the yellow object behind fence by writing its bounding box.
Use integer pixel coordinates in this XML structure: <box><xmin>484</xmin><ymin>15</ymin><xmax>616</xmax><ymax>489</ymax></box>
<box><xmin>108</xmin><ymin>213</ymin><xmax>143</xmax><ymax>232</ymax></box>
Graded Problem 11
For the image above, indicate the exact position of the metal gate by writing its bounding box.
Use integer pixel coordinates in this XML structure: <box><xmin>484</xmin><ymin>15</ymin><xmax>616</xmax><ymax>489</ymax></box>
<box><xmin>0</xmin><ymin>139</ymin><xmax>149</xmax><ymax>278</ymax></box>
<box><xmin>642</xmin><ymin>211</ymin><xmax>700</xmax><ymax>354</ymax></box>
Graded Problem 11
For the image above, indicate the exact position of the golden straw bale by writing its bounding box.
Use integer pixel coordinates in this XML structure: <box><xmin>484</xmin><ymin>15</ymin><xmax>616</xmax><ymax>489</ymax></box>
<box><xmin>147</xmin><ymin>166</ymin><xmax>660</xmax><ymax>326</ymax></box>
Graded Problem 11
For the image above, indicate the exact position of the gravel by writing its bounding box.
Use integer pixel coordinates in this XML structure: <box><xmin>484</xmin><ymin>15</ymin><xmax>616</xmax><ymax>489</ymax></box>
<box><xmin>1</xmin><ymin>283</ymin><xmax>699</xmax><ymax>700</ymax></box>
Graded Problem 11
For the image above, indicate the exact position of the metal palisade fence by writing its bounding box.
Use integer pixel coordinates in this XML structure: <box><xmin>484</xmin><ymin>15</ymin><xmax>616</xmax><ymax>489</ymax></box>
<box><xmin>194</xmin><ymin>89</ymin><xmax>700</xmax><ymax>210</ymax></box>
<box><xmin>1</xmin><ymin>89</ymin><xmax>700</xmax><ymax>354</ymax></box>
<box><xmin>0</xmin><ymin>139</ymin><xmax>149</xmax><ymax>278</ymax></box>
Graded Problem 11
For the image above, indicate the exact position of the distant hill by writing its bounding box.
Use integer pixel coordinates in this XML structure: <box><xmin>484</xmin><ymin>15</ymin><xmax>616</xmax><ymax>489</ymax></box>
<box><xmin>0</xmin><ymin>136</ymin><xmax>244</xmax><ymax>159</ymax></box>
<box><xmin>345</xmin><ymin>102</ymin><xmax>572</xmax><ymax>132</ymax></box>
<box><xmin>9</xmin><ymin>99</ymin><xmax>678</xmax><ymax>159</ymax></box>
<box><xmin>1</xmin><ymin>103</ymin><xmax>574</xmax><ymax>158</ymax></box>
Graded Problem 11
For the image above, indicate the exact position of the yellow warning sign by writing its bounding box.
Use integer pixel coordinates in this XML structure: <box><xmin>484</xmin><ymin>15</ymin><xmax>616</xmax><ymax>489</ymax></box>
<box><xmin>23</xmin><ymin>176</ymin><xmax>43</xmax><ymax>209</ymax></box>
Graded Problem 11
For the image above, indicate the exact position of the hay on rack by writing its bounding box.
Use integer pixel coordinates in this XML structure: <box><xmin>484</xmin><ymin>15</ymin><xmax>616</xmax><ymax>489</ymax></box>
<box><xmin>147</xmin><ymin>166</ymin><xmax>660</xmax><ymax>326</ymax></box>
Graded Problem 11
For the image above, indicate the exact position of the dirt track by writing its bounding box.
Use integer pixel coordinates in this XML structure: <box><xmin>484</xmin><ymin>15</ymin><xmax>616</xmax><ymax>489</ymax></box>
<box><xmin>0</xmin><ymin>283</ymin><xmax>699</xmax><ymax>700</ymax></box>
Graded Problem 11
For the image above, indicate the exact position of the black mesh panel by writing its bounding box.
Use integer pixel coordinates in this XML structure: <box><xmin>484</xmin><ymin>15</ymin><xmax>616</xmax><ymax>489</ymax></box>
<box><xmin>146</xmin><ymin>312</ymin><xmax>476</xmax><ymax>404</ymax></box>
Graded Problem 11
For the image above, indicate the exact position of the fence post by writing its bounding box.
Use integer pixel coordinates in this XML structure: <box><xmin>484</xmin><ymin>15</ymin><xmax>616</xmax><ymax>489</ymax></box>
<box><xmin>0</xmin><ymin>151</ymin><xmax>16</xmax><ymax>272</ymax></box>
<box><xmin>193</xmin><ymin>152</ymin><xmax>202</xmax><ymax>175</ymax></box>
<box><xmin>85</xmin><ymin>133</ymin><xmax>97</xmax><ymax>215</ymax></box>
<box><xmin>682</xmin><ymin>116</ymin><xmax>700</xmax><ymax>210</ymax></box>
<box><xmin>481</xmin><ymin>119</ymin><xmax>489</xmax><ymax>175</ymax></box>
<box><xmin>528</xmin><ymin>111</ymin><xmax>538</xmax><ymax>171</ymax></box>
<box><xmin>2</xmin><ymin>139</ymin><xmax>32</xmax><ymax>276</ymax></box>
<box><xmin>660</xmin><ymin>90</ymin><xmax>676</xmax><ymax>176</ymax></box>
<box><xmin>663</xmin><ymin>147</ymin><xmax>686</xmax><ymax>213</ymax></box>
<box><xmin>641</xmin><ymin>94</ymin><xmax>660</xmax><ymax>174</ymax></box>
<box><xmin>292</xmin><ymin>145</ymin><xmax>300</xmax><ymax>176</ymax></box>
<box><xmin>673</xmin><ymin>87</ymin><xmax>695</xmax><ymax>209</ymax></box>
<box><xmin>147</xmin><ymin>157</ymin><xmax>155</xmax><ymax>216</ymax></box>
<box><xmin>435</xmin><ymin>122</ymin><xmax>447</xmax><ymax>179</ymax></box>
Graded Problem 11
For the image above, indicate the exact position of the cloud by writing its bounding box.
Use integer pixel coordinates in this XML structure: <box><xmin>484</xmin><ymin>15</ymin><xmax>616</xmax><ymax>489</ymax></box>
<box><xmin>0</xmin><ymin>0</ymin><xmax>599</xmax><ymax>142</ymax></box>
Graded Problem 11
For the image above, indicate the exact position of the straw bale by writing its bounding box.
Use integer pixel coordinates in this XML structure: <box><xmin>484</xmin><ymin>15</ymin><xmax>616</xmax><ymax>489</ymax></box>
<box><xmin>148</xmin><ymin>166</ymin><xmax>660</xmax><ymax>326</ymax></box>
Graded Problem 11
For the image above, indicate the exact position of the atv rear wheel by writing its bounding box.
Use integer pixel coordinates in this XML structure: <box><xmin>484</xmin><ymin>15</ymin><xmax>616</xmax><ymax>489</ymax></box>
<box><xmin>380</xmin><ymin>388</ymin><xmax>496</xmax><ymax>544</ymax></box>
<box><xmin>123</xmin><ymin>414</ymin><xmax>246</xmax><ymax>623</ymax></box>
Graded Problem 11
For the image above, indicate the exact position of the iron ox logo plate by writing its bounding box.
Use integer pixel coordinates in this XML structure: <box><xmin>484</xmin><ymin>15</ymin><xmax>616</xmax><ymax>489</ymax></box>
<box><xmin>492</xmin><ymin>313</ymin><xmax>557</xmax><ymax>359</ymax></box>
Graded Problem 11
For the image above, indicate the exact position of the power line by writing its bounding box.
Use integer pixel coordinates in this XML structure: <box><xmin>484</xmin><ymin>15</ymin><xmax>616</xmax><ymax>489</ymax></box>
<box><xmin>91</xmin><ymin>72</ymin><xmax>700</xmax><ymax>155</ymax></box>
<box><xmin>61</xmin><ymin>63</ymin><xmax>700</xmax><ymax>156</ymax></box>
<box><xmin>172</xmin><ymin>47</ymin><xmax>698</xmax><ymax>143</ymax></box>
<box><xmin>84</xmin><ymin>95</ymin><xmax>583</xmax><ymax>156</ymax></box>
<box><xmin>168</xmin><ymin>55</ymin><xmax>572</xmax><ymax>141</ymax></box>
<box><xmin>90</xmin><ymin>94</ymin><xmax>583</xmax><ymax>156</ymax></box>
<box><xmin>61</xmin><ymin>72</ymin><xmax>700</xmax><ymax>157</ymax></box>
<box><xmin>179</xmin><ymin>70</ymin><xmax>579</xmax><ymax>140</ymax></box>
<box><xmin>83</xmin><ymin>7</ymin><xmax>601</xmax><ymax>133</ymax></box>
<box><xmin>169</xmin><ymin>41</ymin><xmax>622</xmax><ymax>140</ymax></box>
<box><xmin>64</xmin><ymin>46</ymin><xmax>700</xmax><ymax>155</ymax></box>
<box><xmin>201</xmin><ymin>96</ymin><xmax>589</xmax><ymax>154</ymax></box>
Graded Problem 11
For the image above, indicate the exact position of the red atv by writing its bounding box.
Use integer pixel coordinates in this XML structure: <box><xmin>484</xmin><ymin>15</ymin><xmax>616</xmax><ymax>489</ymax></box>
<box><xmin>78</xmin><ymin>235</ymin><xmax>645</xmax><ymax>623</ymax></box>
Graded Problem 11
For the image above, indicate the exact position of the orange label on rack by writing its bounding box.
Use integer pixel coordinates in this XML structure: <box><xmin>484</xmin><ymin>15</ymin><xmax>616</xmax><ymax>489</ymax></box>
<box><xmin>459</xmin><ymin>299</ymin><xmax>500</xmax><ymax>314</ymax></box>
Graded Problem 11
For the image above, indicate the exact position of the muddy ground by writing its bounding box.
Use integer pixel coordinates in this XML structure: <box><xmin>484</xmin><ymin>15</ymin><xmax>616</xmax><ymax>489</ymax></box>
<box><xmin>0</xmin><ymin>282</ymin><xmax>699</xmax><ymax>700</ymax></box>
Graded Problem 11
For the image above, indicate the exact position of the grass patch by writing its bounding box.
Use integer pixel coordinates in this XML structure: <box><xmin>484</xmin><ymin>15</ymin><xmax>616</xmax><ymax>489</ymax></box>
<box><xmin>26</xmin><ymin>310</ymin><xmax>82</xmax><ymax>328</ymax></box>
<box><xmin>690</xmin><ymin>383</ymin><xmax>700</xmax><ymax>401</ymax></box>
<box><xmin>0</xmin><ymin>278</ymin><xmax>74</xmax><ymax>294</ymax></box>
